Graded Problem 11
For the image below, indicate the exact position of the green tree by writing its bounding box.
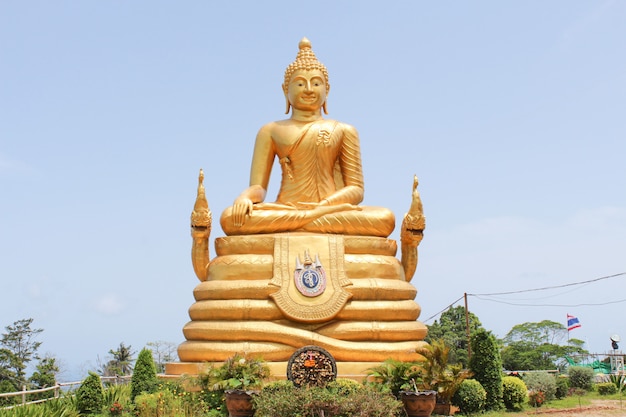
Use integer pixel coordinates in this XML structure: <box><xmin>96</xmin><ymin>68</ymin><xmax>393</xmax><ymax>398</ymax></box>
<box><xmin>501</xmin><ymin>321</ymin><xmax>589</xmax><ymax>371</ymax></box>
<box><xmin>99</xmin><ymin>342</ymin><xmax>135</xmax><ymax>376</ymax></box>
<box><xmin>426</xmin><ymin>306</ymin><xmax>484</xmax><ymax>368</ymax></box>
<box><xmin>469</xmin><ymin>329</ymin><xmax>503</xmax><ymax>411</ymax></box>
<box><xmin>131</xmin><ymin>348</ymin><xmax>158</xmax><ymax>401</ymax></box>
<box><xmin>1</xmin><ymin>318</ymin><xmax>43</xmax><ymax>385</ymax></box>
<box><xmin>76</xmin><ymin>371</ymin><xmax>104</xmax><ymax>415</ymax></box>
<box><xmin>0</xmin><ymin>348</ymin><xmax>19</xmax><ymax>391</ymax></box>
<box><xmin>0</xmin><ymin>348</ymin><xmax>19</xmax><ymax>405</ymax></box>
<box><xmin>29</xmin><ymin>355</ymin><xmax>59</xmax><ymax>399</ymax></box>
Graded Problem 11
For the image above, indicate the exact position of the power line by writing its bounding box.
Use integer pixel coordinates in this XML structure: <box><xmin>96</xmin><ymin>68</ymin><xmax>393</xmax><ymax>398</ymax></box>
<box><xmin>468</xmin><ymin>272</ymin><xmax>625</xmax><ymax>297</ymax></box>
<box><xmin>471</xmin><ymin>295</ymin><xmax>626</xmax><ymax>308</ymax></box>
<box><xmin>423</xmin><ymin>272</ymin><xmax>626</xmax><ymax>323</ymax></box>
<box><xmin>423</xmin><ymin>295</ymin><xmax>464</xmax><ymax>323</ymax></box>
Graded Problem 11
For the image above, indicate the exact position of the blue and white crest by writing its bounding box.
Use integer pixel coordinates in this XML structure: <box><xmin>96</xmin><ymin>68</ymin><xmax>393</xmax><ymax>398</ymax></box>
<box><xmin>294</xmin><ymin>250</ymin><xmax>326</xmax><ymax>297</ymax></box>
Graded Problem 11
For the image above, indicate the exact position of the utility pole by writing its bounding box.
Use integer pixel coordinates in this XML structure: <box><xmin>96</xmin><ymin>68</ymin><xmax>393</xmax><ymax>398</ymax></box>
<box><xmin>464</xmin><ymin>292</ymin><xmax>471</xmax><ymax>361</ymax></box>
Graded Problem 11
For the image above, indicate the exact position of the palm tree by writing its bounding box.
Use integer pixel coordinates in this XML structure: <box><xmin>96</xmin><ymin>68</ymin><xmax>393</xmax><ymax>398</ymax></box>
<box><xmin>99</xmin><ymin>343</ymin><xmax>135</xmax><ymax>376</ymax></box>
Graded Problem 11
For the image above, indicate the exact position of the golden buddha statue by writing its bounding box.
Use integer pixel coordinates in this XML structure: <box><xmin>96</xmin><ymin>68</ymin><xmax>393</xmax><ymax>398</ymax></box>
<box><xmin>167</xmin><ymin>38</ymin><xmax>428</xmax><ymax>379</ymax></box>
<box><xmin>220</xmin><ymin>37</ymin><xmax>395</xmax><ymax>238</ymax></box>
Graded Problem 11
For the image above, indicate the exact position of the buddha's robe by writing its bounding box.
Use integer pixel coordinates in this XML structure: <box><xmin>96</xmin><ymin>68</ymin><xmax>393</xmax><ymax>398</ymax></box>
<box><xmin>220</xmin><ymin>119</ymin><xmax>395</xmax><ymax>237</ymax></box>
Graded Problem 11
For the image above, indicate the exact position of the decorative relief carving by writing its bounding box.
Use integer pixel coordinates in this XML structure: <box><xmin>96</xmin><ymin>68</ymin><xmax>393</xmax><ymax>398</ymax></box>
<box><xmin>287</xmin><ymin>345</ymin><xmax>337</xmax><ymax>387</ymax></box>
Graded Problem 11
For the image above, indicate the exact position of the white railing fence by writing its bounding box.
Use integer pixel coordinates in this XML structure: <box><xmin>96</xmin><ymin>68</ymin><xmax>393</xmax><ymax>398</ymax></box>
<box><xmin>0</xmin><ymin>375</ymin><xmax>131</xmax><ymax>409</ymax></box>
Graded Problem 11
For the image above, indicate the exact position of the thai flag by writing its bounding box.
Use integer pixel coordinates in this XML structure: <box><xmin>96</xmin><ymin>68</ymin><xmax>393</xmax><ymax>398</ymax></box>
<box><xmin>567</xmin><ymin>314</ymin><xmax>581</xmax><ymax>331</ymax></box>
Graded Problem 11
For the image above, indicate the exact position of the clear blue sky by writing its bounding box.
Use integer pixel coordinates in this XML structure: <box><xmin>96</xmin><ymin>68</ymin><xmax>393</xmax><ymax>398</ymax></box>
<box><xmin>1</xmin><ymin>1</ymin><xmax>625</xmax><ymax>380</ymax></box>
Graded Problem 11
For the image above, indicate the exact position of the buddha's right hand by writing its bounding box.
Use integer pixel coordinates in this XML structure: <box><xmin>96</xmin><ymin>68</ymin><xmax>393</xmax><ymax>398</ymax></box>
<box><xmin>232</xmin><ymin>197</ymin><xmax>254</xmax><ymax>227</ymax></box>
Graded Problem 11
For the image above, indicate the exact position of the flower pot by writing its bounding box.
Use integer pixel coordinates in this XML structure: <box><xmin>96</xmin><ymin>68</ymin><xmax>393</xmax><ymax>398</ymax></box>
<box><xmin>433</xmin><ymin>403</ymin><xmax>460</xmax><ymax>416</ymax></box>
<box><xmin>224</xmin><ymin>389</ymin><xmax>258</xmax><ymax>417</ymax></box>
<box><xmin>399</xmin><ymin>390</ymin><xmax>437</xmax><ymax>417</ymax></box>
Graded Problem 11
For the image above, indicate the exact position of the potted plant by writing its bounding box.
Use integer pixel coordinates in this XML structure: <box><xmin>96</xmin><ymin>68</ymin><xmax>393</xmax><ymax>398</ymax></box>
<box><xmin>365</xmin><ymin>340</ymin><xmax>471</xmax><ymax>417</ymax></box>
<box><xmin>365</xmin><ymin>358</ymin><xmax>422</xmax><ymax>396</ymax></box>
<box><xmin>365</xmin><ymin>359</ymin><xmax>436</xmax><ymax>417</ymax></box>
<box><xmin>415</xmin><ymin>339</ymin><xmax>472</xmax><ymax>416</ymax></box>
<box><xmin>398</xmin><ymin>378</ymin><xmax>437</xmax><ymax>417</ymax></box>
<box><xmin>203</xmin><ymin>354</ymin><xmax>270</xmax><ymax>417</ymax></box>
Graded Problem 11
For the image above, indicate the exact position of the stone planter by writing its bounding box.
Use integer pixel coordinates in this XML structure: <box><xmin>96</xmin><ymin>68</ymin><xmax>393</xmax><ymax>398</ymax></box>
<box><xmin>224</xmin><ymin>389</ymin><xmax>258</xmax><ymax>417</ymax></box>
<box><xmin>399</xmin><ymin>390</ymin><xmax>437</xmax><ymax>417</ymax></box>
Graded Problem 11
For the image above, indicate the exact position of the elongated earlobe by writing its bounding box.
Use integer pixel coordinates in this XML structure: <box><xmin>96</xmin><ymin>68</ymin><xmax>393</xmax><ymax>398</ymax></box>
<box><xmin>285</xmin><ymin>98</ymin><xmax>291</xmax><ymax>114</ymax></box>
<box><xmin>322</xmin><ymin>101</ymin><xmax>328</xmax><ymax>115</ymax></box>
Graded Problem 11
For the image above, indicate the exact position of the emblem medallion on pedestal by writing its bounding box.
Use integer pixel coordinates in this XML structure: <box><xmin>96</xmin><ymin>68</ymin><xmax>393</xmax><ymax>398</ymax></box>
<box><xmin>294</xmin><ymin>250</ymin><xmax>326</xmax><ymax>297</ymax></box>
<box><xmin>269</xmin><ymin>234</ymin><xmax>352</xmax><ymax>323</ymax></box>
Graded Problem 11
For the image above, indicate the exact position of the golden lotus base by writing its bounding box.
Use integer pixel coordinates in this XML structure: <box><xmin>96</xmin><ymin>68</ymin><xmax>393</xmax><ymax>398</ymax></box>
<box><xmin>176</xmin><ymin>233</ymin><xmax>427</xmax><ymax>368</ymax></box>
<box><xmin>164</xmin><ymin>361</ymin><xmax>385</xmax><ymax>382</ymax></box>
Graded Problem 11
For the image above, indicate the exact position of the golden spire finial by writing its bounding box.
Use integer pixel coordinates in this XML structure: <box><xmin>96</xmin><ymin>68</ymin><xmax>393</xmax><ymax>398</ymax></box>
<box><xmin>299</xmin><ymin>37</ymin><xmax>311</xmax><ymax>50</ymax></box>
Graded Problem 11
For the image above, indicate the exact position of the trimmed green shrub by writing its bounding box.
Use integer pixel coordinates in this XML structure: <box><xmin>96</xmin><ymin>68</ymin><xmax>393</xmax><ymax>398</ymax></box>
<box><xmin>131</xmin><ymin>348</ymin><xmax>158</xmax><ymax>401</ymax></box>
<box><xmin>597</xmin><ymin>382</ymin><xmax>618</xmax><ymax>395</ymax></box>
<box><xmin>326</xmin><ymin>378</ymin><xmax>363</xmax><ymax>395</ymax></box>
<box><xmin>502</xmin><ymin>376</ymin><xmax>527</xmax><ymax>410</ymax></box>
<box><xmin>76</xmin><ymin>372</ymin><xmax>104</xmax><ymax>415</ymax></box>
<box><xmin>522</xmin><ymin>372</ymin><xmax>557</xmax><ymax>401</ymax></box>
<box><xmin>253</xmin><ymin>383</ymin><xmax>401</xmax><ymax>417</ymax></box>
<box><xmin>259</xmin><ymin>379</ymin><xmax>294</xmax><ymax>393</ymax></box>
<box><xmin>452</xmin><ymin>379</ymin><xmax>486</xmax><ymax>414</ymax></box>
<box><xmin>555</xmin><ymin>376</ymin><xmax>569</xmax><ymax>399</ymax></box>
<box><xmin>469</xmin><ymin>330</ymin><xmax>503</xmax><ymax>410</ymax></box>
<box><xmin>568</xmin><ymin>366</ymin><xmax>594</xmax><ymax>391</ymax></box>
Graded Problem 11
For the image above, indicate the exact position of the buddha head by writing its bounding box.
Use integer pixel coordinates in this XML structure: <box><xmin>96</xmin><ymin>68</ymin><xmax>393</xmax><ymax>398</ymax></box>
<box><xmin>283</xmin><ymin>38</ymin><xmax>330</xmax><ymax>114</ymax></box>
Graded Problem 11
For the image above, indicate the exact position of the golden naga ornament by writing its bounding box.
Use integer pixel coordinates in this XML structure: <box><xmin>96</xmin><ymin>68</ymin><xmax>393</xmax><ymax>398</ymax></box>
<box><xmin>167</xmin><ymin>38</ymin><xmax>427</xmax><ymax>379</ymax></box>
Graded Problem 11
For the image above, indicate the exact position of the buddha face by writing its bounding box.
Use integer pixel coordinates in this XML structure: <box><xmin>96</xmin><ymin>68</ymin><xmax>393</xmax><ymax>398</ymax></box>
<box><xmin>286</xmin><ymin>69</ymin><xmax>327</xmax><ymax>112</ymax></box>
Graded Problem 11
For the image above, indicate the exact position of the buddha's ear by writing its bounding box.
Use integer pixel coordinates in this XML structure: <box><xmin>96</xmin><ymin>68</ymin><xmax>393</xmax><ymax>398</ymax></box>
<box><xmin>283</xmin><ymin>84</ymin><xmax>291</xmax><ymax>114</ymax></box>
<box><xmin>323</xmin><ymin>85</ymin><xmax>330</xmax><ymax>114</ymax></box>
<box><xmin>284</xmin><ymin>97</ymin><xmax>291</xmax><ymax>114</ymax></box>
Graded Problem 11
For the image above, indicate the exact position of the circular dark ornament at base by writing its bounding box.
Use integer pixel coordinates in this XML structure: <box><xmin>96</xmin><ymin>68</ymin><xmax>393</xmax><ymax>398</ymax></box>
<box><xmin>287</xmin><ymin>345</ymin><xmax>337</xmax><ymax>387</ymax></box>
